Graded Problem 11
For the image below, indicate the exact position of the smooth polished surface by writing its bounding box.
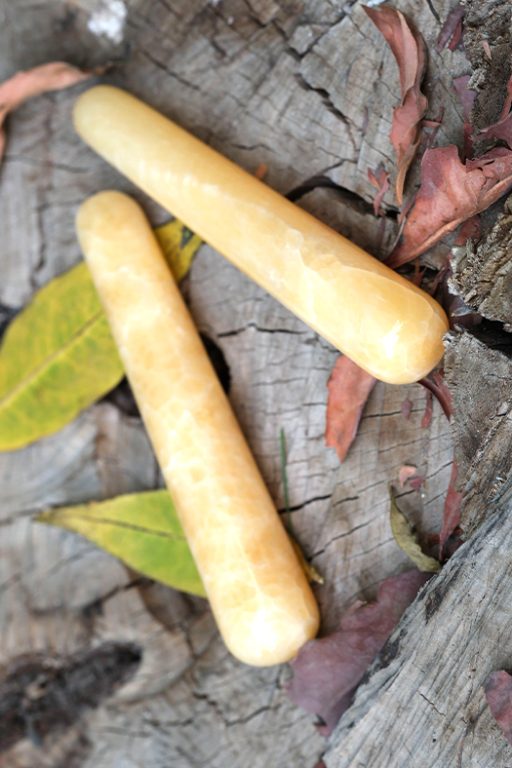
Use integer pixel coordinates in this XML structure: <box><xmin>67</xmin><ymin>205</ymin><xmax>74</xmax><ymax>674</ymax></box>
<box><xmin>76</xmin><ymin>192</ymin><xmax>320</xmax><ymax>666</ymax></box>
<box><xmin>74</xmin><ymin>86</ymin><xmax>449</xmax><ymax>384</ymax></box>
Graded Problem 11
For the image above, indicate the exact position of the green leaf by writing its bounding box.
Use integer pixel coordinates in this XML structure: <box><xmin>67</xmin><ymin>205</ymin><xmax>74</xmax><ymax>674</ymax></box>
<box><xmin>0</xmin><ymin>262</ymin><xmax>123</xmax><ymax>451</ymax></box>
<box><xmin>154</xmin><ymin>218</ymin><xmax>202</xmax><ymax>282</ymax></box>
<box><xmin>389</xmin><ymin>487</ymin><xmax>440</xmax><ymax>573</ymax></box>
<box><xmin>37</xmin><ymin>490</ymin><xmax>206</xmax><ymax>597</ymax></box>
<box><xmin>0</xmin><ymin>219</ymin><xmax>201</xmax><ymax>452</ymax></box>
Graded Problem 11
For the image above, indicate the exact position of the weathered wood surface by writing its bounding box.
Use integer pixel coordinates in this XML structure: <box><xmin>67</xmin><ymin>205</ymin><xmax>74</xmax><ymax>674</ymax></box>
<box><xmin>1</xmin><ymin>0</ymin><xmax>510</xmax><ymax>766</ymax></box>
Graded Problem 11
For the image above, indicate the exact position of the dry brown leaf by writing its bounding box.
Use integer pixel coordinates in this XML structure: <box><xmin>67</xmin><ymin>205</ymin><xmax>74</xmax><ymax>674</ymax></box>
<box><xmin>0</xmin><ymin>62</ymin><xmax>97</xmax><ymax>163</ymax></box>
<box><xmin>389</xmin><ymin>145</ymin><xmax>512</xmax><ymax>266</ymax></box>
<box><xmin>325</xmin><ymin>356</ymin><xmax>376</xmax><ymax>464</ymax></box>
<box><xmin>398</xmin><ymin>465</ymin><xmax>418</xmax><ymax>488</ymax></box>
<box><xmin>368</xmin><ymin>165</ymin><xmax>390</xmax><ymax>216</ymax></box>
<box><xmin>421</xmin><ymin>389</ymin><xmax>433</xmax><ymax>428</ymax></box>
<box><xmin>389</xmin><ymin>488</ymin><xmax>440</xmax><ymax>573</ymax></box>
<box><xmin>287</xmin><ymin>570</ymin><xmax>430</xmax><ymax>735</ymax></box>
<box><xmin>364</xmin><ymin>6</ymin><xmax>428</xmax><ymax>205</ymax></box>
<box><xmin>439</xmin><ymin>461</ymin><xmax>462</xmax><ymax>556</ymax></box>
<box><xmin>485</xmin><ymin>670</ymin><xmax>512</xmax><ymax>745</ymax></box>
<box><xmin>436</xmin><ymin>5</ymin><xmax>464</xmax><ymax>52</ymax></box>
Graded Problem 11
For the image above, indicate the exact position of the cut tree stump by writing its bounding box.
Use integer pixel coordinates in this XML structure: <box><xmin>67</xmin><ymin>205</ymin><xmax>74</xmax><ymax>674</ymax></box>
<box><xmin>0</xmin><ymin>0</ymin><xmax>511</xmax><ymax>766</ymax></box>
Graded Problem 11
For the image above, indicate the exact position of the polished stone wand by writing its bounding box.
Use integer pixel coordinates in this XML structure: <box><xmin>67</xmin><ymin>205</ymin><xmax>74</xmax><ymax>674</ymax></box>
<box><xmin>76</xmin><ymin>191</ymin><xmax>320</xmax><ymax>667</ymax></box>
<box><xmin>74</xmin><ymin>85</ymin><xmax>449</xmax><ymax>385</ymax></box>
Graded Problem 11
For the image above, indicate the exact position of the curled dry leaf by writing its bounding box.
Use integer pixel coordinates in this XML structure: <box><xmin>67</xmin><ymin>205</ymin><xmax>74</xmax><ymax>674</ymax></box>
<box><xmin>420</xmin><ymin>371</ymin><xmax>453</xmax><ymax>420</ymax></box>
<box><xmin>436</xmin><ymin>5</ymin><xmax>464</xmax><ymax>52</ymax></box>
<box><xmin>485</xmin><ymin>670</ymin><xmax>512</xmax><ymax>745</ymax></box>
<box><xmin>389</xmin><ymin>488</ymin><xmax>440</xmax><ymax>572</ymax></box>
<box><xmin>480</xmin><ymin>114</ymin><xmax>512</xmax><ymax>148</ymax></box>
<box><xmin>364</xmin><ymin>5</ymin><xmax>428</xmax><ymax>205</ymax></box>
<box><xmin>325</xmin><ymin>356</ymin><xmax>376</xmax><ymax>464</ymax></box>
<box><xmin>398</xmin><ymin>464</ymin><xmax>418</xmax><ymax>487</ymax></box>
<box><xmin>389</xmin><ymin>145</ymin><xmax>512</xmax><ymax>266</ymax></box>
<box><xmin>368</xmin><ymin>165</ymin><xmax>390</xmax><ymax>216</ymax></box>
<box><xmin>454</xmin><ymin>214</ymin><xmax>481</xmax><ymax>245</ymax></box>
<box><xmin>421</xmin><ymin>389</ymin><xmax>433</xmax><ymax>428</ymax></box>
<box><xmin>439</xmin><ymin>460</ymin><xmax>462</xmax><ymax>556</ymax></box>
<box><xmin>287</xmin><ymin>570</ymin><xmax>430</xmax><ymax>735</ymax></box>
<box><xmin>0</xmin><ymin>62</ymin><xmax>97</xmax><ymax>163</ymax></box>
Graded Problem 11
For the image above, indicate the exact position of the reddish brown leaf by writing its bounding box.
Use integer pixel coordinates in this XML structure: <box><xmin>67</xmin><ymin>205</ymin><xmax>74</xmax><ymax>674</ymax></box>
<box><xmin>409</xmin><ymin>474</ymin><xmax>425</xmax><ymax>492</ymax></box>
<box><xmin>398</xmin><ymin>465</ymin><xmax>418</xmax><ymax>488</ymax></box>
<box><xmin>419</xmin><ymin>371</ymin><xmax>453</xmax><ymax>422</ymax></box>
<box><xmin>480</xmin><ymin>114</ymin><xmax>512</xmax><ymax>149</ymax></box>
<box><xmin>421</xmin><ymin>390</ymin><xmax>433</xmax><ymax>428</ymax></box>
<box><xmin>439</xmin><ymin>461</ymin><xmax>462</xmax><ymax>556</ymax></box>
<box><xmin>368</xmin><ymin>165</ymin><xmax>390</xmax><ymax>216</ymax></box>
<box><xmin>454</xmin><ymin>214</ymin><xmax>481</xmax><ymax>245</ymax></box>
<box><xmin>436</xmin><ymin>5</ymin><xmax>464</xmax><ymax>52</ymax></box>
<box><xmin>254</xmin><ymin>162</ymin><xmax>268</xmax><ymax>180</ymax></box>
<box><xmin>389</xmin><ymin>145</ymin><xmax>512</xmax><ymax>266</ymax></box>
<box><xmin>485</xmin><ymin>670</ymin><xmax>512</xmax><ymax>745</ymax></box>
<box><xmin>287</xmin><ymin>570</ymin><xmax>430</xmax><ymax>735</ymax></box>
<box><xmin>364</xmin><ymin>6</ymin><xmax>428</xmax><ymax>205</ymax></box>
<box><xmin>0</xmin><ymin>62</ymin><xmax>97</xmax><ymax>163</ymax></box>
<box><xmin>325</xmin><ymin>356</ymin><xmax>376</xmax><ymax>464</ymax></box>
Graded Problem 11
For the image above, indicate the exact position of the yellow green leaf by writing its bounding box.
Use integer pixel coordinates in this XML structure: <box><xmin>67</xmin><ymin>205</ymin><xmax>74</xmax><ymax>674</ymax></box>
<box><xmin>154</xmin><ymin>218</ymin><xmax>202</xmax><ymax>282</ymax></box>
<box><xmin>0</xmin><ymin>262</ymin><xmax>123</xmax><ymax>451</ymax></box>
<box><xmin>37</xmin><ymin>490</ymin><xmax>206</xmax><ymax>597</ymax></box>
<box><xmin>0</xmin><ymin>219</ymin><xmax>201</xmax><ymax>452</ymax></box>
<box><xmin>389</xmin><ymin>487</ymin><xmax>440</xmax><ymax>573</ymax></box>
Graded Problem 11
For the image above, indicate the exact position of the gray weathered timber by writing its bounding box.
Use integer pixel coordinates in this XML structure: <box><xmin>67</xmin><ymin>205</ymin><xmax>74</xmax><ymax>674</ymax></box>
<box><xmin>325</xmin><ymin>496</ymin><xmax>512</xmax><ymax>768</ymax></box>
<box><xmin>1</xmin><ymin>0</ymin><xmax>508</xmax><ymax>766</ymax></box>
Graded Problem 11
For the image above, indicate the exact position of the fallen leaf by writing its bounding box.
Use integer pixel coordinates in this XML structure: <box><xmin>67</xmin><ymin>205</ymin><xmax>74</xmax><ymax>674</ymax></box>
<box><xmin>254</xmin><ymin>162</ymin><xmax>268</xmax><ymax>180</ymax></box>
<box><xmin>481</xmin><ymin>40</ymin><xmax>492</xmax><ymax>61</ymax></box>
<box><xmin>439</xmin><ymin>460</ymin><xmax>462</xmax><ymax>556</ymax></box>
<box><xmin>154</xmin><ymin>218</ymin><xmax>202</xmax><ymax>281</ymax></box>
<box><xmin>0</xmin><ymin>262</ymin><xmax>123</xmax><ymax>451</ymax></box>
<box><xmin>454</xmin><ymin>214</ymin><xmax>481</xmax><ymax>245</ymax></box>
<box><xmin>420</xmin><ymin>371</ymin><xmax>453</xmax><ymax>420</ymax></box>
<box><xmin>398</xmin><ymin>464</ymin><xmax>418</xmax><ymax>487</ymax></box>
<box><xmin>368</xmin><ymin>165</ymin><xmax>390</xmax><ymax>216</ymax></box>
<box><xmin>421</xmin><ymin>390</ymin><xmax>433</xmax><ymax>428</ymax></box>
<box><xmin>436</xmin><ymin>5</ymin><xmax>464</xmax><ymax>52</ymax></box>
<box><xmin>480</xmin><ymin>114</ymin><xmax>512</xmax><ymax>149</ymax></box>
<box><xmin>287</xmin><ymin>569</ymin><xmax>430</xmax><ymax>734</ymax></box>
<box><xmin>365</xmin><ymin>6</ymin><xmax>428</xmax><ymax>204</ymax></box>
<box><xmin>0</xmin><ymin>221</ymin><xmax>201</xmax><ymax>452</ymax></box>
<box><xmin>409</xmin><ymin>474</ymin><xmax>425</xmax><ymax>491</ymax></box>
<box><xmin>325</xmin><ymin>356</ymin><xmax>376</xmax><ymax>463</ymax></box>
<box><xmin>485</xmin><ymin>670</ymin><xmax>512</xmax><ymax>745</ymax></box>
<box><xmin>37</xmin><ymin>490</ymin><xmax>206</xmax><ymax>597</ymax></box>
<box><xmin>0</xmin><ymin>62</ymin><xmax>97</xmax><ymax>163</ymax></box>
<box><xmin>389</xmin><ymin>145</ymin><xmax>512</xmax><ymax>266</ymax></box>
<box><xmin>389</xmin><ymin>488</ymin><xmax>440</xmax><ymax>572</ymax></box>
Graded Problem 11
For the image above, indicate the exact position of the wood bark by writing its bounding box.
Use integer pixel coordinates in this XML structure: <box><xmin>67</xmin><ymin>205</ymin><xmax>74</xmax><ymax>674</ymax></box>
<box><xmin>0</xmin><ymin>0</ymin><xmax>510</xmax><ymax>766</ymax></box>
